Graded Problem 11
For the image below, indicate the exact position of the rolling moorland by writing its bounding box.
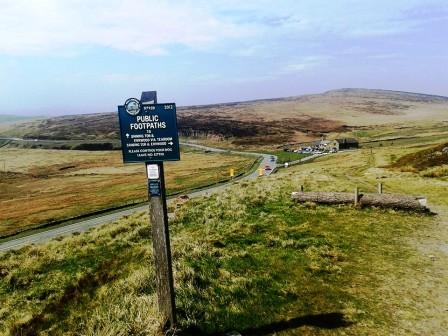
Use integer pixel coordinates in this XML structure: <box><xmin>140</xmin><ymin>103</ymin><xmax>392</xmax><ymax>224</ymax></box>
<box><xmin>1</xmin><ymin>136</ymin><xmax>447</xmax><ymax>335</ymax></box>
<box><xmin>0</xmin><ymin>88</ymin><xmax>447</xmax><ymax>335</ymax></box>
<box><xmin>2</xmin><ymin>88</ymin><xmax>448</xmax><ymax>148</ymax></box>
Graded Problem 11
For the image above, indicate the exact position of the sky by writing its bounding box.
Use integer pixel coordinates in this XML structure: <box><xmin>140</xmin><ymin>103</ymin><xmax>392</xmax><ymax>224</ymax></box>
<box><xmin>0</xmin><ymin>0</ymin><xmax>447</xmax><ymax>116</ymax></box>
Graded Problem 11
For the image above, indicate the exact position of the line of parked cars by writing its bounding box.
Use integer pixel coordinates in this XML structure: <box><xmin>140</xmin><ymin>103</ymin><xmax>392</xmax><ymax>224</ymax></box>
<box><xmin>291</xmin><ymin>146</ymin><xmax>337</xmax><ymax>155</ymax></box>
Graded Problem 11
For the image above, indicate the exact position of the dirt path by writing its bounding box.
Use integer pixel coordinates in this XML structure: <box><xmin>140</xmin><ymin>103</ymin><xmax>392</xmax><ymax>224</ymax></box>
<box><xmin>394</xmin><ymin>205</ymin><xmax>448</xmax><ymax>335</ymax></box>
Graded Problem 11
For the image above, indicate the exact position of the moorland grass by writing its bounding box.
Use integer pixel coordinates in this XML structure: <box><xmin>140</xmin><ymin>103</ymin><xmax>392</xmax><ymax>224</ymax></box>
<box><xmin>0</xmin><ymin>148</ymin><xmax>256</xmax><ymax>237</ymax></box>
<box><xmin>388</xmin><ymin>142</ymin><xmax>448</xmax><ymax>172</ymax></box>
<box><xmin>0</xmin><ymin>145</ymin><xmax>439</xmax><ymax>335</ymax></box>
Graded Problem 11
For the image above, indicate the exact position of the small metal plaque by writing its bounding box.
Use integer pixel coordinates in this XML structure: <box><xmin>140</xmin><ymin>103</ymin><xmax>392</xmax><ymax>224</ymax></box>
<box><xmin>148</xmin><ymin>180</ymin><xmax>161</xmax><ymax>196</ymax></box>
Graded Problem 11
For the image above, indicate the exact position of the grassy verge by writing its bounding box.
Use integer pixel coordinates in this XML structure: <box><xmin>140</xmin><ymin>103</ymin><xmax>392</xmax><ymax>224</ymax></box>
<box><xmin>260</xmin><ymin>150</ymin><xmax>310</xmax><ymax>164</ymax></box>
<box><xmin>1</xmin><ymin>138</ymin><xmax>444</xmax><ymax>335</ymax></box>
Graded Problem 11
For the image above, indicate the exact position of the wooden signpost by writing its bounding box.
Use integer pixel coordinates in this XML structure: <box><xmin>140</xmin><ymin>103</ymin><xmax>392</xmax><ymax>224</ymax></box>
<box><xmin>118</xmin><ymin>91</ymin><xmax>178</xmax><ymax>330</ymax></box>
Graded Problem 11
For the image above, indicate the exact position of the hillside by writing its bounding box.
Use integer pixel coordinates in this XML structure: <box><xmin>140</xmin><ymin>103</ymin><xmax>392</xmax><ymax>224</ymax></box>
<box><xmin>0</xmin><ymin>115</ymin><xmax>43</xmax><ymax>134</ymax></box>
<box><xmin>0</xmin><ymin>115</ymin><xmax>43</xmax><ymax>123</ymax></box>
<box><xmin>389</xmin><ymin>142</ymin><xmax>448</xmax><ymax>177</ymax></box>
<box><xmin>2</xmin><ymin>89</ymin><xmax>447</xmax><ymax>146</ymax></box>
<box><xmin>1</xmin><ymin>139</ymin><xmax>447</xmax><ymax>335</ymax></box>
<box><xmin>181</xmin><ymin>88</ymin><xmax>448</xmax><ymax>124</ymax></box>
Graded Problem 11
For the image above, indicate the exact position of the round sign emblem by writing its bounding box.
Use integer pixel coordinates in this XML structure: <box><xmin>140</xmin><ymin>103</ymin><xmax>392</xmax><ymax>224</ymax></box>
<box><xmin>124</xmin><ymin>98</ymin><xmax>141</xmax><ymax>116</ymax></box>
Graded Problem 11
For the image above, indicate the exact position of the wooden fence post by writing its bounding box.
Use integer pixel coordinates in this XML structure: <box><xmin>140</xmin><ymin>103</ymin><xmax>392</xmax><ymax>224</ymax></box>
<box><xmin>148</xmin><ymin>162</ymin><xmax>176</xmax><ymax>329</ymax></box>
<box><xmin>378</xmin><ymin>182</ymin><xmax>383</xmax><ymax>194</ymax></box>
<box><xmin>354</xmin><ymin>187</ymin><xmax>359</xmax><ymax>206</ymax></box>
<box><xmin>143</xmin><ymin>92</ymin><xmax>176</xmax><ymax>330</ymax></box>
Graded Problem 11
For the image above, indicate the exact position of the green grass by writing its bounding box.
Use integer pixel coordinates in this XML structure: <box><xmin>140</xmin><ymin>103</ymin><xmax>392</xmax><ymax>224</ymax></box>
<box><xmin>2</xmin><ymin>133</ymin><xmax>447</xmax><ymax>335</ymax></box>
<box><xmin>0</xmin><ymin>155</ymin><xmax>437</xmax><ymax>335</ymax></box>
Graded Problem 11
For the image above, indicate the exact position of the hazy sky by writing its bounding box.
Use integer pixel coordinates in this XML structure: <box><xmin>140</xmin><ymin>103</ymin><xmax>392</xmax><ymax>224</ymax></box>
<box><xmin>0</xmin><ymin>0</ymin><xmax>447</xmax><ymax>115</ymax></box>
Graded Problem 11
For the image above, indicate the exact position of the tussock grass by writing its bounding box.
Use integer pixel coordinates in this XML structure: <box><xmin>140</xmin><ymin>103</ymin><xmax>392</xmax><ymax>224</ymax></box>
<box><xmin>421</xmin><ymin>165</ymin><xmax>448</xmax><ymax>178</ymax></box>
<box><xmin>1</xmin><ymin>137</ymin><xmax>446</xmax><ymax>335</ymax></box>
<box><xmin>0</xmin><ymin>165</ymin><xmax>437</xmax><ymax>335</ymax></box>
<box><xmin>387</xmin><ymin>142</ymin><xmax>448</xmax><ymax>177</ymax></box>
<box><xmin>0</xmin><ymin>212</ymin><xmax>162</xmax><ymax>335</ymax></box>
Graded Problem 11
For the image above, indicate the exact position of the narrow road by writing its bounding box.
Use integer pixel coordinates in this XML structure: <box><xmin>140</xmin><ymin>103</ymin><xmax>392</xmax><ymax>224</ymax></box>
<box><xmin>0</xmin><ymin>142</ymin><xmax>277</xmax><ymax>252</ymax></box>
<box><xmin>179</xmin><ymin>142</ymin><xmax>276</xmax><ymax>177</ymax></box>
<box><xmin>276</xmin><ymin>153</ymin><xmax>322</xmax><ymax>168</ymax></box>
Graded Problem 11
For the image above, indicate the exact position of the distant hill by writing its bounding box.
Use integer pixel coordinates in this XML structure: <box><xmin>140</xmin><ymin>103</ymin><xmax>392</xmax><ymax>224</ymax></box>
<box><xmin>181</xmin><ymin>88</ymin><xmax>448</xmax><ymax>123</ymax></box>
<box><xmin>0</xmin><ymin>115</ymin><xmax>44</xmax><ymax>135</ymax></box>
<box><xmin>1</xmin><ymin>89</ymin><xmax>447</xmax><ymax>146</ymax></box>
<box><xmin>0</xmin><ymin>115</ymin><xmax>42</xmax><ymax>123</ymax></box>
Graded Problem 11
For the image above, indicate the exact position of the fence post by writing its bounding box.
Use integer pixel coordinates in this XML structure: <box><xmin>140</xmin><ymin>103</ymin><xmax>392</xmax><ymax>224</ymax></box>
<box><xmin>378</xmin><ymin>182</ymin><xmax>383</xmax><ymax>194</ymax></box>
<box><xmin>354</xmin><ymin>187</ymin><xmax>359</xmax><ymax>206</ymax></box>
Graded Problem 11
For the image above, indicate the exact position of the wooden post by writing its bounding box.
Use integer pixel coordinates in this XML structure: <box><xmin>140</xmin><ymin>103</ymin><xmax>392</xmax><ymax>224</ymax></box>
<box><xmin>143</xmin><ymin>92</ymin><xmax>176</xmax><ymax>330</ymax></box>
<box><xmin>300</xmin><ymin>185</ymin><xmax>304</xmax><ymax>192</ymax></box>
<box><xmin>148</xmin><ymin>163</ymin><xmax>176</xmax><ymax>329</ymax></box>
<box><xmin>378</xmin><ymin>182</ymin><xmax>383</xmax><ymax>194</ymax></box>
<box><xmin>354</xmin><ymin>187</ymin><xmax>359</xmax><ymax>206</ymax></box>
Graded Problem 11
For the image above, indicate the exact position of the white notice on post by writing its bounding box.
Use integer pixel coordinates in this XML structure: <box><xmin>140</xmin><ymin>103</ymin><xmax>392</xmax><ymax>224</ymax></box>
<box><xmin>146</xmin><ymin>164</ymin><xmax>160</xmax><ymax>179</ymax></box>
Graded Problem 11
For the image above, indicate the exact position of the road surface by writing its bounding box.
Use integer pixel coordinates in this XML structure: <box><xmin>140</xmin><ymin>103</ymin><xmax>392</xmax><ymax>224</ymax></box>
<box><xmin>276</xmin><ymin>153</ymin><xmax>323</xmax><ymax>168</ymax></box>
<box><xmin>0</xmin><ymin>142</ymin><xmax>277</xmax><ymax>252</ymax></box>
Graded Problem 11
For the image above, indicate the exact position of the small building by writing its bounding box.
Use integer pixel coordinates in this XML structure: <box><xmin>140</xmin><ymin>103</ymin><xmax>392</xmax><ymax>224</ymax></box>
<box><xmin>333</xmin><ymin>138</ymin><xmax>359</xmax><ymax>151</ymax></box>
<box><xmin>312</xmin><ymin>139</ymin><xmax>332</xmax><ymax>150</ymax></box>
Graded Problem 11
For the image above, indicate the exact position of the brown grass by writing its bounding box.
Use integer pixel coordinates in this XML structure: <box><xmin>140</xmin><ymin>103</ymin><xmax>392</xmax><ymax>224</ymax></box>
<box><xmin>388</xmin><ymin>142</ymin><xmax>448</xmax><ymax>172</ymax></box>
<box><xmin>0</xmin><ymin>148</ymin><xmax>255</xmax><ymax>237</ymax></box>
<box><xmin>4</xmin><ymin>89</ymin><xmax>448</xmax><ymax>151</ymax></box>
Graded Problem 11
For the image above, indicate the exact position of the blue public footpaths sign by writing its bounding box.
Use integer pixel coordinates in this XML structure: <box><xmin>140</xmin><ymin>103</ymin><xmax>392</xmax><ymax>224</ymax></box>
<box><xmin>118</xmin><ymin>100</ymin><xmax>180</xmax><ymax>163</ymax></box>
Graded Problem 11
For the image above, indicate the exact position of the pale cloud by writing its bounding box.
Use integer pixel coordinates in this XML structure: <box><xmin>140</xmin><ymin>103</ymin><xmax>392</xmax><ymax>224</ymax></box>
<box><xmin>0</xmin><ymin>0</ymin><xmax>254</xmax><ymax>55</ymax></box>
<box><xmin>367</xmin><ymin>53</ymin><xmax>402</xmax><ymax>60</ymax></box>
<box><xmin>101</xmin><ymin>73</ymin><xmax>151</xmax><ymax>83</ymax></box>
<box><xmin>280</xmin><ymin>56</ymin><xmax>331</xmax><ymax>74</ymax></box>
<box><xmin>1</xmin><ymin>0</ymin><xmax>445</xmax><ymax>56</ymax></box>
<box><xmin>229</xmin><ymin>74</ymin><xmax>277</xmax><ymax>84</ymax></box>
